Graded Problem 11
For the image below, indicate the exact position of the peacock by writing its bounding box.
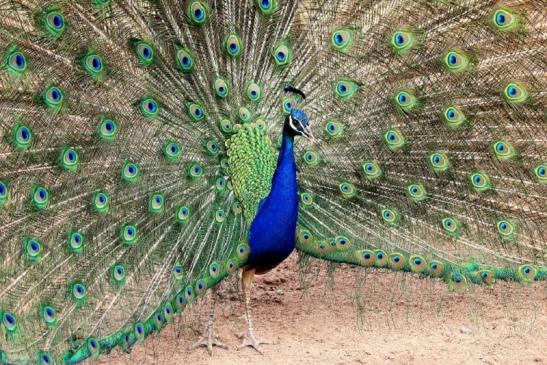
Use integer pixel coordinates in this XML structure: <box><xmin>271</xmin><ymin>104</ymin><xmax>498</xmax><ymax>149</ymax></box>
<box><xmin>0</xmin><ymin>0</ymin><xmax>545</xmax><ymax>363</ymax></box>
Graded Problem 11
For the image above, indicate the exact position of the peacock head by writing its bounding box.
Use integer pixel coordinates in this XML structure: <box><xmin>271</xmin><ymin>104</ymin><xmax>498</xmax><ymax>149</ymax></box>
<box><xmin>283</xmin><ymin>86</ymin><xmax>313</xmax><ymax>139</ymax></box>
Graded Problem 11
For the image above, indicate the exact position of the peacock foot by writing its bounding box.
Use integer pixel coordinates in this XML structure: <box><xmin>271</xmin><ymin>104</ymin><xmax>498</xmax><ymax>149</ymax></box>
<box><xmin>238</xmin><ymin>331</ymin><xmax>272</xmax><ymax>354</ymax></box>
<box><xmin>192</xmin><ymin>330</ymin><xmax>228</xmax><ymax>355</ymax></box>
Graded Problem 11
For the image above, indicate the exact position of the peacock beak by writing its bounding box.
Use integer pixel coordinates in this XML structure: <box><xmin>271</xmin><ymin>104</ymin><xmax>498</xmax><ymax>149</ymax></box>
<box><xmin>301</xmin><ymin>124</ymin><xmax>315</xmax><ymax>141</ymax></box>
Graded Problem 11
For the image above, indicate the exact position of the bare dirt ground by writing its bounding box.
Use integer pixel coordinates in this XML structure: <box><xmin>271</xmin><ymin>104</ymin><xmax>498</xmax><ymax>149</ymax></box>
<box><xmin>100</xmin><ymin>254</ymin><xmax>546</xmax><ymax>365</ymax></box>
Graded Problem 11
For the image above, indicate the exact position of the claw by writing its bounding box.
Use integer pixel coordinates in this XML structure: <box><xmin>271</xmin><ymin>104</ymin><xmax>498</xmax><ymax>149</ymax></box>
<box><xmin>238</xmin><ymin>331</ymin><xmax>271</xmax><ymax>354</ymax></box>
<box><xmin>192</xmin><ymin>332</ymin><xmax>228</xmax><ymax>355</ymax></box>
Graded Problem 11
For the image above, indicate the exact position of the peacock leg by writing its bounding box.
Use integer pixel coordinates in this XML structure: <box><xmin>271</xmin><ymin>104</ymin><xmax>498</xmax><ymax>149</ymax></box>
<box><xmin>239</xmin><ymin>268</ymin><xmax>271</xmax><ymax>353</ymax></box>
<box><xmin>192</xmin><ymin>287</ymin><xmax>227</xmax><ymax>355</ymax></box>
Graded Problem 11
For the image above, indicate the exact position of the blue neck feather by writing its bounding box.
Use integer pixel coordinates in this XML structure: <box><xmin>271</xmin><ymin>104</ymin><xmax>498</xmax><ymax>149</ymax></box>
<box><xmin>247</xmin><ymin>129</ymin><xmax>299</xmax><ymax>269</ymax></box>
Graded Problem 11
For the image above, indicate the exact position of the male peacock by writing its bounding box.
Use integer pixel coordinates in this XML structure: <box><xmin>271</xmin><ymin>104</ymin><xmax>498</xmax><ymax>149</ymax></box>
<box><xmin>0</xmin><ymin>0</ymin><xmax>545</xmax><ymax>363</ymax></box>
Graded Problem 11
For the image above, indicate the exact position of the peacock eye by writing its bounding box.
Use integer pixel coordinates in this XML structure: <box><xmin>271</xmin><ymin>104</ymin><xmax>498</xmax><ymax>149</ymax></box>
<box><xmin>188</xmin><ymin>1</ymin><xmax>208</xmax><ymax>25</ymax></box>
<box><xmin>391</xmin><ymin>30</ymin><xmax>415</xmax><ymax>54</ymax></box>
<box><xmin>256</xmin><ymin>0</ymin><xmax>278</xmax><ymax>14</ymax></box>
<box><xmin>331</xmin><ymin>29</ymin><xmax>353</xmax><ymax>52</ymax></box>
<box><xmin>272</xmin><ymin>41</ymin><xmax>291</xmax><ymax>66</ymax></box>
<box><xmin>503</xmin><ymin>82</ymin><xmax>527</xmax><ymax>103</ymax></box>
<box><xmin>246</xmin><ymin>82</ymin><xmax>262</xmax><ymax>102</ymax></box>
<box><xmin>6</xmin><ymin>49</ymin><xmax>27</xmax><ymax>75</ymax></box>
<box><xmin>383</xmin><ymin>128</ymin><xmax>405</xmax><ymax>151</ymax></box>
<box><xmin>444</xmin><ymin>51</ymin><xmax>469</xmax><ymax>71</ymax></box>
<box><xmin>493</xmin><ymin>9</ymin><xmax>518</xmax><ymax>30</ymax></box>
<box><xmin>213</xmin><ymin>76</ymin><xmax>230</xmax><ymax>98</ymax></box>
<box><xmin>443</xmin><ymin>106</ymin><xmax>466</xmax><ymax>127</ymax></box>
<box><xmin>188</xmin><ymin>103</ymin><xmax>205</xmax><ymax>121</ymax></box>
<box><xmin>225</xmin><ymin>33</ymin><xmax>243</xmax><ymax>57</ymax></box>
<box><xmin>335</xmin><ymin>80</ymin><xmax>358</xmax><ymax>99</ymax></box>
<box><xmin>176</xmin><ymin>47</ymin><xmax>194</xmax><ymax>73</ymax></box>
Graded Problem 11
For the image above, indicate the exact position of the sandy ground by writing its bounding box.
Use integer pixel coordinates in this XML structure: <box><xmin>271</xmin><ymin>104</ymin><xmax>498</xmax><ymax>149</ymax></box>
<box><xmin>99</xmin><ymin>254</ymin><xmax>546</xmax><ymax>365</ymax></box>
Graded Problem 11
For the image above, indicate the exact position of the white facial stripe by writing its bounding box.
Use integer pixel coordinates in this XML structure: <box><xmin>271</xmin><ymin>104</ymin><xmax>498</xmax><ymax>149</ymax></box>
<box><xmin>289</xmin><ymin>115</ymin><xmax>298</xmax><ymax>131</ymax></box>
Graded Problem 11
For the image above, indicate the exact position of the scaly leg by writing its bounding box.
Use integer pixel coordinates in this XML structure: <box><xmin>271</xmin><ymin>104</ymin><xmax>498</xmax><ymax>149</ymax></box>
<box><xmin>239</xmin><ymin>268</ymin><xmax>271</xmax><ymax>353</ymax></box>
<box><xmin>192</xmin><ymin>287</ymin><xmax>227</xmax><ymax>355</ymax></box>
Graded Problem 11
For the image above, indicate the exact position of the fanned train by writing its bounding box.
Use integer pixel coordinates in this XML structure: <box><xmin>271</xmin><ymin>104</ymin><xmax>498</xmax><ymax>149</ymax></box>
<box><xmin>0</xmin><ymin>0</ymin><xmax>545</xmax><ymax>364</ymax></box>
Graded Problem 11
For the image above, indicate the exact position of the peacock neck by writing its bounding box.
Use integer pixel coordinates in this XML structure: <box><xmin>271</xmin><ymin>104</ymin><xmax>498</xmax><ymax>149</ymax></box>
<box><xmin>270</xmin><ymin>128</ymin><xmax>296</xmax><ymax>197</ymax></box>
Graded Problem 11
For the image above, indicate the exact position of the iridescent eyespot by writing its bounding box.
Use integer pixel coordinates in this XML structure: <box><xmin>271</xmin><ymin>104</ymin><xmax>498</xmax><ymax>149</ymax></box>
<box><xmin>407</xmin><ymin>182</ymin><xmax>428</xmax><ymax>202</ymax></box>
<box><xmin>282</xmin><ymin>97</ymin><xmax>296</xmax><ymax>114</ymax></box>
<box><xmin>409</xmin><ymin>255</ymin><xmax>427</xmax><ymax>273</ymax></box>
<box><xmin>492</xmin><ymin>8</ymin><xmax>518</xmax><ymax>31</ymax></box>
<box><xmin>238</xmin><ymin>106</ymin><xmax>252</xmax><ymax>122</ymax></box>
<box><xmin>44</xmin><ymin>10</ymin><xmax>66</xmax><ymax>37</ymax></box>
<box><xmin>87</xmin><ymin>337</ymin><xmax>100</xmax><ymax>359</ymax></box>
<box><xmin>213</xmin><ymin>77</ymin><xmax>230</xmax><ymax>98</ymax></box>
<box><xmin>503</xmin><ymin>82</ymin><xmax>527</xmax><ymax>103</ymax></box>
<box><xmin>176</xmin><ymin>205</ymin><xmax>190</xmax><ymax>224</ymax></box>
<box><xmin>11</xmin><ymin>122</ymin><xmax>32</xmax><ymax>149</ymax></box>
<box><xmin>24</xmin><ymin>238</ymin><xmax>43</xmax><ymax>262</ymax></box>
<box><xmin>362</xmin><ymin>161</ymin><xmax>382</xmax><ymax>180</ymax></box>
<box><xmin>442</xmin><ymin>106</ymin><xmax>466</xmax><ymax>128</ymax></box>
<box><xmin>256</xmin><ymin>0</ymin><xmax>278</xmax><ymax>15</ymax></box>
<box><xmin>246</xmin><ymin>82</ymin><xmax>262</xmax><ymax>102</ymax></box>
<box><xmin>441</xmin><ymin>216</ymin><xmax>461</xmax><ymax>237</ymax></box>
<box><xmin>334</xmin><ymin>80</ymin><xmax>358</xmax><ymax>100</ymax></box>
<box><xmin>219</xmin><ymin>117</ymin><xmax>234</xmax><ymax>133</ymax></box>
<box><xmin>41</xmin><ymin>305</ymin><xmax>57</xmax><ymax>326</ymax></box>
<box><xmin>497</xmin><ymin>219</ymin><xmax>516</xmax><ymax>240</ymax></box>
<box><xmin>188</xmin><ymin>162</ymin><xmax>204</xmax><ymax>179</ymax></box>
<box><xmin>0</xmin><ymin>180</ymin><xmax>9</xmax><ymax>207</ymax></box>
<box><xmin>187</xmin><ymin>102</ymin><xmax>205</xmax><ymax>121</ymax></box>
<box><xmin>97</xmin><ymin>116</ymin><xmax>118</xmax><ymax>141</ymax></box>
<box><xmin>444</xmin><ymin>50</ymin><xmax>469</xmax><ymax>72</ymax></box>
<box><xmin>324</xmin><ymin>120</ymin><xmax>344</xmax><ymax>138</ymax></box>
<box><xmin>383</xmin><ymin>128</ymin><xmax>405</xmax><ymax>151</ymax></box>
<box><xmin>429</xmin><ymin>151</ymin><xmax>450</xmax><ymax>172</ymax></box>
<box><xmin>92</xmin><ymin>192</ymin><xmax>109</xmax><ymax>214</ymax></box>
<box><xmin>469</xmin><ymin>171</ymin><xmax>492</xmax><ymax>192</ymax></box>
<box><xmin>2</xmin><ymin>312</ymin><xmax>16</xmax><ymax>332</ymax></box>
<box><xmin>5</xmin><ymin>48</ymin><xmax>27</xmax><ymax>75</ymax></box>
<box><xmin>176</xmin><ymin>47</ymin><xmax>194</xmax><ymax>73</ymax></box>
<box><xmin>214</xmin><ymin>176</ymin><xmax>227</xmax><ymax>193</ymax></box>
<box><xmin>339</xmin><ymin>182</ymin><xmax>357</xmax><ymax>198</ymax></box>
<box><xmin>388</xmin><ymin>252</ymin><xmax>406</xmax><ymax>270</ymax></box>
<box><xmin>139</xmin><ymin>96</ymin><xmax>159</xmax><ymax>118</ymax></box>
<box><xmin>429</xmin><ymin>260</ymin><xmax>445</xmax><ymax>277</ymax></box>
<box><xmin>59</xmin><ymin>147</ymin><xmax>79</xmax><ymax>172</ymax></box>
<box><xmin>32</xmin><ymin>185</ymin><xmax>50</xmax><ymax>210</ymax></box>
<box><xmin>187</xmin><ymin>1</ymin><xmax>208</xmax><ymax>25</ymax></box>
<box><xmin>214</xmin><ymin>209</ymin><xmax>226</xmax><ymax>223</ymax></box>
<box><xmin>300</xmin><ymin>192</ymin><xmax>313</xmax><ymax>206</ymax></box>
<box><xmin>121</xmin><ymin>161</ymin><xmax>139</xmax><ymax>183</ymax></box>
<box><xmin>479</xmin><ymin>270</ymin><xmax>495</xmax><ymax>285</ymax></box>
<box><xmin>381</xmin><ymin>208</ymin><xmax>399</xmax><ymax>226</ymax></box>
<box><xmin>394</xmin><ymin>90</ymin><xmax>416</xmax><ymax>111</ymax></box>
<box><xmin>374</xmin><ymin>250</ymin><xmax>388</xmax><ymax>267</ymax></box>
<box><xmin>67</xmin><ymin>230</ymin><xmax>84</xmax><ymax>254</ymax></box>
<box><xmin>111</xmin><ymin>264</ymin><xmax>126</xmax><ymax>283</ymax></box>
<box><xmin>297</xmin><ymin>229</ymin><xmax>313</xmax><ymax>245</ymax></box>
<box><xmin>149</xmin><ymin>193</ymin><xmax>165</xmax><ymax>214</ymax></box>
<box><xmin>331</xmin><ymin>29</ymin><xmax>353</xmax><ymax>52</ymax></box>
<box><xmin>237</xmin><ymin>242</ymin><xmax>249</xmax><ymax>259</ymax></box>
<box><xmin>492</xmin><ymin>140</ymin><xmax>516</xmax><ymax>161</ymax></box>
<box><xmin>517</xmin><ymin>264</ymin><xmax>537</xmax><ymax>283</ymax></box>
<box><xmin>533</xmin><ymin>163</ymin><xmax>547</xmax><ymax>184</ymax></box>
<box><xmin>133</xmin><ymin>40</ymin><xmax>154</xmax><ymax>66</ymax></box>
<box><xmin>71</xmin><ymin>282</ymin><xmax>87</xmax><ymax>301</ymax></box>
<box><xmin>391</xmin><ymin>30</ymin><xmax>415</xmax><ymax>54</ymax></box>
<box><xmin>43</xmin><ymin>85</ymin><xmax>64</xmax><ymax>110</ymax></box>
<box><xmin>82</xmin><ymin>51</ymin><xmax>105</xmax><ymax>78</ymax></box>
<box><xmin>162</xmin><ymin>141</ymin><xmax>181</xmax><ymax>161</ymax></box>
<box><xmin>121</xmin><ymin>224</ymin><xmax>138</xmax><ymax>244</ymax></box>
<box><xmin>204</xmin><ymin>139</ymin><xmax>220</xmax><ymax>156</ymax></box>
<box><xmin>225</xmin><ymin>33</ymin><xmax>243</xmax><ymax>57</ymax></box>
<box><xmin>357</xmin><ymin>249</ymin><xmax>376</xmax><ymax>267</ymax></box>
<box><xmin>303</xmin><ymin>150</ymin><xmax>320</xmax><ymax>166</ymax></box>
<box><xmin>272</xmin><ymin>40</ymin><xmax>291</xmax><ymax>67</ymax></box>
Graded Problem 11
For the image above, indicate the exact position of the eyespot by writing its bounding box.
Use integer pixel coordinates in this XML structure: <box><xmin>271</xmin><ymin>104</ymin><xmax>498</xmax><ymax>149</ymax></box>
<box><xmin>391</xmin><ymin>30</ymin><xmax>415</xmax><ymax>54</ymax></box>
<box><xmin>212</xmin><ymin>76</ymin><xmax>230</xmax><ymax>98</ymax></box>
<box><xmin>492</xmin><ymin>8</ymin><xmax>518</xmax><ymax>31</ymax></box>
<box><xmin>256</xmin><ymin>0</ymin><xmax>278</xmax><ymax>15</ymax></box>
<box><xmin>302</xmin><ymin>150</ymin><xmax>320</xmax><ymax>166</ymax></box>
<box><xmin>282</xmin><ymin>97</ymin><xmax>296</xmax><ymax>114</ymax></box>
<box><xmin>38</xmin><ymin>352</ymin><xmax>54</xmax><ymax>365</ymax></box>
<box><xmin>479</xmin><ymin>270</ymin><xmax>495</xmax><ymax>285</ymax></box>
<box><xmin>394</xmin><ymin>90</ymin><xmax>416</xmax><ymax>111</ymax></box>
<box><xmin>497</xmin><ymin>219</ymin><xmax>516</xmax><ymax>240</ymax></box>
<box><xmin>163</xmin><ymin>141</ymin><xmax>181</xmax><ymax>161</ymax></box>
<box><xmin>121</xmin><ymin>224</ymin><xmax>138</xmax><ymax>244</ymax></box>
<box><xmin>226</xmin><ymin>258</ymin><xmax>237</xmax><ymax>273</ymax></box>
<box><xmin>71</xmin><ymin>282</ymin><xmax>87</xmax><ymax>301</ymax></box>
<box><xmin>67</xmin><ymin>230</ymin><xmax>85</xmax><ymax>253</ymax></box>
<box><xmin>214</xmin><ymin>176</ymin><xmax>226</xmax><ymax>193</ymax></box>
<box><xmin>83</xmin><ymin>51</ymin><xmax>105</xmax><ymax>77</ymax></box>
<box><xmin>87</xmin><ymin>337</ymin><xmax>100</xmax><ymax>359</ymax></box>
<box><xmin>6</xmin><ymin>48</ymin><xmax>27</xmax><ymax>75</ymax></box>
<box><xmin>388</xmin><ymin>252</ymin><xmax>406</xmax><ymax>270</ymax></box>
<box><xmin>444</xmin><ymin>50</ymin><xmax>469</xmax><ymax>72</ymax></box>
<box><xmin>362</xmin><ymin>161</ymin><xmax>382</xmax><ymax>180</ymax></box>
<box><xmin>238</xmin><ymin>106</ymin><xmax>252</xmax><ymax>122</ymax></box>
<box><xmin>232</xmin><ymin>201</ymin><xmax>242</xmax><ymax>215</ymax></box>
<box><xmin>407</xmin><ymin>182</ymin><xmax>428</xmax><ymax>202</ymax></box>
<box><xmin>112</xmin><ymin>264</ymin><xmax>126</xmax><ymax>283</ymax></box>
<box><xmin>381</xmin><ymin>208</ymin><xmax>400</xmax><ymax>226</ymax></box>
<box><xmin>176</xmin><ymin>47</ymin><xmax>194</xmax><ymax>73</ymax></box>
<box><xmin>0</xmin><ymin>180</ymin><xmax>8</xmax><ymax>207</ymax></box>
<box><xmin>339</xmin><ymin>181</ymin><xmax>357</xmax><ymax>198</ymax></box>
<box><xmin>533</xmin><ymin>163</ymin><xmax>547</xmax><ymax>184</ymax></box>
<box><xmin>383</xmin><ymin>128</ymin><xmax>405</xmax><ymax>151</ymax></box>
<box><xmin>97</xmin><ymin>116</ymin><xmax>118</xmax><ymax>141</ymax></box>
<box><xmin>297</xmin><ymin>229</ymin><xmax>313</xmax><ymax>245</ymax></box>
<box><xmin>357</xmin><ymin>249</ymin><xmax>375</xmax><ymax>267</ymax></box>
<box><xmin>429</xmin><ymin>260</ymin><xmax>445</xmax><ymax>277</ymax></box>
<box><xmin>188</xmin><ymin>162</ymin><xmax>204</xmax><ymax>179</ymax></box>
<box><xmin>44</xmin><ymin>10</ymin><xmax>66</xmax><ymax>37</ymax></box>
<box><xmin>409</xmin><ymin>255</ymin><xmax>427</xmax><ymax>273</ymax></box>
<box><xmin>442</xmin><ymin>106</ymin><xmax>466</xmax><ymax>128</ymax></box>
<box><xmin>503</xmin><ymin>82</ymin><xmax>527</xmax><ymax>103</ymax></box>
<box><xmin>24</xmin><ymin>238</ymin><xmax>43</xmax><ymax>262</ymax></box>
<box><xmin>121</xmin><ymin>161</ymin><xmax>139</xmax><ymax>182</ymax></box>
<box><xmin>448</xmin><ymin>272</ymin><xmax>467</xmax><ymax>291</ymax></box>
<box><xmin>149</xmin><ymin>193</ymin><xmax>165</xmax><ymax>214</ymax></box>
<box><xmin>176</xmin><ymin>205</ymin><xmax>190</xmax><ymax>224</ymax></box>
<box><xmin>214</xmin><ymin>209</ymin><xmax>226</xmax><ymax>223</ymax></box>
<box><xmin>335</xmin><ymin>235</ymin><xmax>351</xmax><ymax>250</ymax></box>
<box><xmin>59</xmin><ymin>147</ymin><xmax>79</xmax><ymax>172</ymax></box>
<box><xmin>272</xmin><ymin>41</ymin><xmax>291</xmax><ymax>67</ymax></box>
<box><xmin>300</xmin><ymin>192</ymin><xmax>313</xmax><ymax>206</ymax></box>
<box><xmin>187</xmin><ymin>1</ymin><xmax>208</xmax><ymax>25</ymax></box>
<box><xmin>219</xmin><ymin>117</ymin><xmax>234</xmax><ymax>134</ymax></box>
<box><xmin>204</xmin><ymin>139</ymin><xmax>220</xmax><ymax>156</ymax></box>
<box><xmin>469</xmin><ymin>172</ymin><xmax>492</xmax><ymax>192</ymax></box>
<box><xmin>32</xmin><ymin>185</ymin><xmax>50</xmax><ymax>210</ymax></box>
<box><xmin>133</xmin><ymin>40</ymin><xmax>154</xmax><ymax>66</ymax></box>
<box><xmin>187</xmin><ymin>102</ymin><xmax>205</xmax><ymax>121</ymax></box>
<box><xmin>246</xmin><ymin>82</ymin><xmax>262</xmax><ymax>102</ymax></box>
<box><xmin>324</xmin><ymin>120</ymin><xmax>344</xmax><ymax>138</ymax></box>
<box><xmin>429</xmin><ymin>151</ymin><xmax>450</xmax><ymax>172</ymax></box>
<box><xmin>12</xmin><ymin>122</ymin><xmax>33</xmax><ymax>149</ymax></box>
<box><xmin>492</xmin><ymin>140</ymin><xmax>516</xmax><ymax>160</ymax></box>
<box><xmin>134</xmin><ymin>322</ymin><xmax>145</xmax><ymax>341</ymax></box>
<box><xmin>2</xmin><ymin>312</ymin><xmax>16</xmax><ymax>332</ymax></box>
<box><xmin>374</xmin><ymin>249</ymin><xmax>388</xmax><ymax>267</ymax></box>
<box><xmin>92</xmin><ymin>192</ymin><xmax>109</xmax><ymax>214</ymax></box>
<box><xmin>43</xmin><ymin>85</ymin><xmax>64</xmax><ymax>110</ymax></box>
<box><xmin>225</xmin><ymin>33</ymin><xmax>243</xmax><ymax>57</ymax></box>
<box><xmin>331</xmin><ymin>29</ymin><xmax>353</xmax><ymax>52</ymax></box>
<box><xmin>140</xmin><ymin>96</ymin><xmax>159</xmax><ymax>118</ymax></box>
<box><xmin>517</xmin><ymin>264</ymin><xmax>537</xmax><ymax>283</ymax></box>
<box><xmin>237</xmin><ymin>242</ymin><xmax>249</xmax><ymax>259</ymax></box>
<box><xmin>334</xmin><ymin>80</ymin><xmax>358</xmax><ymax>100</ymax></box>
<box><xmin>41</xmin><ymin>305</ymin><xmax>57</xmax><ymax>325</ymax></box>
<box><xmin>442</xmin><ymin>216</ymin><xmax>461</xmax><ymax>237</ymax></box>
